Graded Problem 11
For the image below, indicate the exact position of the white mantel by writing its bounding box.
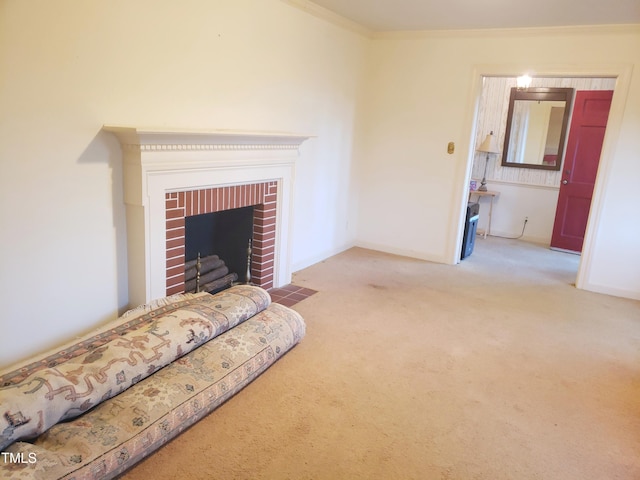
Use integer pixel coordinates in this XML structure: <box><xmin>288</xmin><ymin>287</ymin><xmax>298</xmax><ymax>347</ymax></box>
<box><xmin>104</xmin><ymin>125</ymin><xmax>311</xmax><ymax>307</ymax></box>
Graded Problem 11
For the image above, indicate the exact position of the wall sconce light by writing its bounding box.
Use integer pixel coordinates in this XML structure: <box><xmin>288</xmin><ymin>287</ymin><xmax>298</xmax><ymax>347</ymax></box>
<box><xmin>516</xmin><ymin>74</ymin><xmax>532</xmax><ymax>90</ymax></box>
<box><xmin>477</xmin><ymin>131</ymin><xmax>501</xmax><ymax>192</ymax></box>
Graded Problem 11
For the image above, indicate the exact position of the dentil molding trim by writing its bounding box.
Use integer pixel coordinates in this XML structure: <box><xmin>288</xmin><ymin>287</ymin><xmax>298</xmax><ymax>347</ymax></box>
<box><xmin>103</xmin><ymin>125</ymin><xmax>312</xmax><ymax>152</ymax></box>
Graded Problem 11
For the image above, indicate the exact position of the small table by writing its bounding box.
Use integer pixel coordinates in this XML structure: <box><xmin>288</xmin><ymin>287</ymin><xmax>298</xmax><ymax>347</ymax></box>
<box><xmin>468</xmin><ymin>190</ymin><xmax>499</xmax><ymax>239</ymax></box>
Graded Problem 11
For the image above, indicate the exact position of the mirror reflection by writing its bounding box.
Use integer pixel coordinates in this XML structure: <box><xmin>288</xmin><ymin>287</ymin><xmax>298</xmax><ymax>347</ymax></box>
<box><xmin>502</xmin><ymin>87</ymin><xmax>574</xmax><ymax>171</ymax></box>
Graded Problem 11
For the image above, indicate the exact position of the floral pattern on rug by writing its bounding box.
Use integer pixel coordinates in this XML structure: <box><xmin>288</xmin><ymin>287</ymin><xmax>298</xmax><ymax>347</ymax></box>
<box><xmin>0</xmin><ymin>302</ymin><xmax>305</xmax><ymax>480</ymax></box>
<box><xmin>0</xmin><ymin>285</ymin><xmax>271</xmax><ymax>452</ymax></box>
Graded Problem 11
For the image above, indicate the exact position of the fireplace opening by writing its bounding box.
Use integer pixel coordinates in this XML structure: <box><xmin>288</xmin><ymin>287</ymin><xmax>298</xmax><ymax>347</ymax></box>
<box><xmin>184</xmin><ymin>206</ymin><xmax>255</xmax><ymax>294</ymax></box>
<box><xmin>165</xmin><ymin>182</ymin><xmax>278</xmax><ymax>297</ymax></box>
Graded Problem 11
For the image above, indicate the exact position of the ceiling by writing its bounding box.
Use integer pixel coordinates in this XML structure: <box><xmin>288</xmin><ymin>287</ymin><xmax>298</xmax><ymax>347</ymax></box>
<box><xmin>309</xmin><ymin>0</ymin><xmax>640</xmax><ymax>31</ymax></box>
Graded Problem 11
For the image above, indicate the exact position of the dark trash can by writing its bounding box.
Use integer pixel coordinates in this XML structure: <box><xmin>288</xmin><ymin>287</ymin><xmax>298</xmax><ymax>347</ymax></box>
<box><xmin>461</xmin><ymin>202</ymin><xmax>480</xmax><ymax>260</ymax></box>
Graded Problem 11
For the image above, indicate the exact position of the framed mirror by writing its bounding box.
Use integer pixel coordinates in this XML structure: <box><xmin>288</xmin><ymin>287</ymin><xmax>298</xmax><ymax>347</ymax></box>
<box><xmin>502</xmin><ymin>87</ymin><xmax>574</xmax><ymax>171</ymax></box>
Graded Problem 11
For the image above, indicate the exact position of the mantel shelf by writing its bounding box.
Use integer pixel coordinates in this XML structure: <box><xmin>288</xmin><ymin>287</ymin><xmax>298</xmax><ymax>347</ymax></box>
<box><xmin>103</xmin><ymin>125</ymin><xmax>313</xmax><ymax>150</ymax></box>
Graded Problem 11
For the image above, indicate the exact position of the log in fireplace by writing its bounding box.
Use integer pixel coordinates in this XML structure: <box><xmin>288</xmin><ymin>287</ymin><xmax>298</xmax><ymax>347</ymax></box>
<box><xmin>184</xmin><ymin>206</ymin><xmax>255</xmax><ymax>293</ymax></box>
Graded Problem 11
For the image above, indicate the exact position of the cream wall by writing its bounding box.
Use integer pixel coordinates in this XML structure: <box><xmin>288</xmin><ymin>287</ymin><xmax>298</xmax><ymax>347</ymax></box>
<box><xmin>356</xmin><ymin>26</ymin><xmax>640</xmax><ymax>300</ymax></box>
<box><xmin>0</xmin><ymin>0</ymin><xmax>369</xmax><ymax>368</ymax></box>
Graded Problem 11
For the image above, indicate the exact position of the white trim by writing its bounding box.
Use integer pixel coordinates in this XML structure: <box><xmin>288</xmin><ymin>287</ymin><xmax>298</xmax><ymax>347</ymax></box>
<box><xmin>577</xmin><ymin>282</ymin><xmax>640</xmax><ymax>301</ymax></box>
<box><xmin>574</xmin><ymin>64</ymin><xmax>634</xmax><ymax>292</ymax></box>
<box><xmin>292</xmin><ymin>241</ymin><xmax>356</xmax><ymax>273</ymax></box>
<box><xmin>355</xmin><ymin>240</ymin><xmax>447</xmax><ymax>265</ymax></box>
<box><xmin>103</xmin><ymin>126</ymin><xmax>311</xmax><ymax>149</ymax></box>
<box><xmin>549</xmin><ymin>246</ymin><xmax>581</xmax><ymax>255</ymax></box>
<box><xmin>485</xmin><ymin>230</ymin><xmax>553</xmax><ymax>245</ymax></box>
<box><xmin>374</xmin><ymin>24</ymin><xmax>640</xmax><ymax>40</ymax></box>
<box><xmin>449</xmin><ymin>64</ymin><xmax>484</xmax><ymax>265</ymax></box>
<box><xmin>104</xmin><ymin>126</ymin><xmax>311</xmax><ymax>307</ymax></box>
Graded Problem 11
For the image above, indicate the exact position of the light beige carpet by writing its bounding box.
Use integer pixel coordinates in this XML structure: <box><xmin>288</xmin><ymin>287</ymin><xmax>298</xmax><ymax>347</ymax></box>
<box><xmin>123</xmin><ymin>238</ymin><xmax>640</xmax><ymax>480</ymax></box>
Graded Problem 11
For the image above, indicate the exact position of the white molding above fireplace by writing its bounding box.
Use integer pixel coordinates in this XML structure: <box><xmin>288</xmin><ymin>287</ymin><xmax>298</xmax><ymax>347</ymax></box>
<box><xmin>104</xmin><ymin>125</ymin><xmax>311</xmax><ymax>307</ymax></box>
<box><xmin>104</xmin><ymin>126</ymin><xmax>310</xmax><ymax>150</ymax></box>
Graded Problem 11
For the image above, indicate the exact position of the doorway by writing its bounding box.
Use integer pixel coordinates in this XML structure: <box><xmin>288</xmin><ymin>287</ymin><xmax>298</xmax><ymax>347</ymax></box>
<box><xmin>460</xmin><ymin>72</ymin><xmax>620</xmax><ymax>286</ymax></box>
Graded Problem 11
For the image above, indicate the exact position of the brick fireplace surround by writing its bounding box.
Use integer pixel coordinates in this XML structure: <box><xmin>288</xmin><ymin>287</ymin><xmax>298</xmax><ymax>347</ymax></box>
<box><xmin>165</xmin><ymin>182</ymin><xmax>278</xmax><ymax>295</ymax></box>
<box><xmin>104</xmin><ymin>126</ymin><xmax>310</xmax><ymax>308</ymax></box>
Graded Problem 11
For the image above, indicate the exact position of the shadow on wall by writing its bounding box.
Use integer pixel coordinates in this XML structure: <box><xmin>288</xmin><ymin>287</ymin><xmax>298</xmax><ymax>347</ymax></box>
<box><xmin>77</xmin><ymin>129</ymin><xmax>129</xmax><ymax>315</ymax></box>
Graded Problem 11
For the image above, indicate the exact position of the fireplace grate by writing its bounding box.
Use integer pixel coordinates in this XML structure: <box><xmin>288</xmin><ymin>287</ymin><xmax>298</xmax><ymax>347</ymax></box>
<box><xmin>184</xmin><ymin>254</ymin><xmax>238</xmax><ymax>294</ymax></box>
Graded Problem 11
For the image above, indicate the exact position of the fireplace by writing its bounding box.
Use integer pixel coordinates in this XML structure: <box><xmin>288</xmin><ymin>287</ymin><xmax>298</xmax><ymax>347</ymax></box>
<box><xmin>104</xmin><ymin>126</ymin><xmax>310</xmax><ymax>307</ymax></box>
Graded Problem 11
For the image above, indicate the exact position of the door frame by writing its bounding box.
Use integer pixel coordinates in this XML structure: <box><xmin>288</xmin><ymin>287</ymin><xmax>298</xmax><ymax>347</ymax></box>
<box><xmin>453</xmin><ymin>63</ymin><xmax>633</xmax><ymax>293</ymax></box>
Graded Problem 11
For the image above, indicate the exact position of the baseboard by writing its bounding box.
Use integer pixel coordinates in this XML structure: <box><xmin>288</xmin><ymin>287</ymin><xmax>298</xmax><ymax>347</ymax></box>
<box><xmin>550</xmin><ymin>246</ymin><xmax>581</xmax><ymax>255</ymax></box>
<box><xmin>579</xmin><ymin>282</ymin><xmax>640</xmax><ymax>301</ymax></box>
<box><xmin>484</xmin><ymin>229</ymin><xmax>551</xmax><ymax>245</ymax></box>
<box><xmin>291</xmin><ymin>241</ymin><xmax>356</xmax><ymax>274</ymax></box>
<box><xmin>354</xmin><ymin>241</ymin><xmax>447</xmax><ymax>264</ymax></box>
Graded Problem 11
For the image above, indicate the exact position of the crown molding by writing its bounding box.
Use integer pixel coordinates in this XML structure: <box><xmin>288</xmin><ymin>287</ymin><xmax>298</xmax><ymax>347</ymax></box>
<box><xmin>281</xmin><ymin>0</ymin><xmax>372</xmax><ymax>38</ymax></box>
<box><xmin>373</xmin><ymin>23</ymin><xmax>640</xmax><ymax>40</ymax></box>
<box><xmin>472</xmin><ymin>62</ymin><xmax>633</xmax><ymax>79</ymax></box>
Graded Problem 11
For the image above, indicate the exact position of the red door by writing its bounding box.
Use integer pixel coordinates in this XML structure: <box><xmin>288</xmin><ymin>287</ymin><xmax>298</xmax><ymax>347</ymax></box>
<box><xmin>550</xmin><ymin>90</ymin><xmax>613</xmax><ymax>253</ymax></box>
